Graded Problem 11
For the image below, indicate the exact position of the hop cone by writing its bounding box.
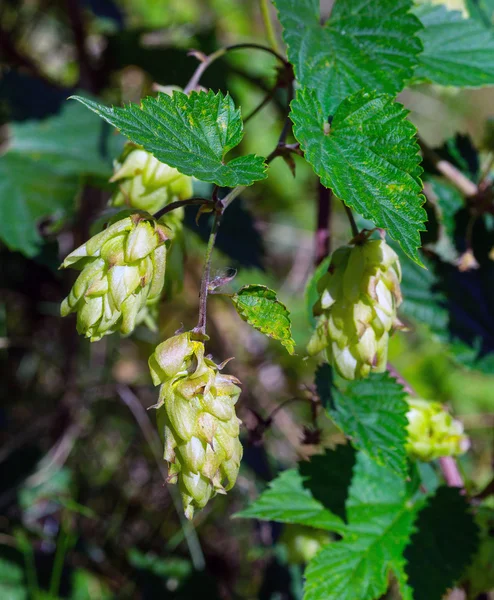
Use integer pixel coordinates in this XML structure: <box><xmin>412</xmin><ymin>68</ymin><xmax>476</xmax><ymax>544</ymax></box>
<box><xmin>149</xmin><ymin>333</ymin><xmax>243</xmax><ymax>520</ymax></box>
<box><xmin>110</xmin><ymin>145</ymin><xmax>192</xmax><ymax>230</ymax></box>
<box><xmin>406</xmin><ymin>398</ymin><xmax>470</xmax><ymax>462</ymax></box>
<box><xmin>307</xmin><ymin>239</ymin><xmax>404</xmax><ymax>380</ymax></box>
<box><xmin>280</xmin><ymin>525</ymin><xmax>330</xmax><ymax>565</ymax></box>
<box><xmin>60</xmin><ymin>213</ymin><xmax>171</xmax><ymax>341</ymax></box>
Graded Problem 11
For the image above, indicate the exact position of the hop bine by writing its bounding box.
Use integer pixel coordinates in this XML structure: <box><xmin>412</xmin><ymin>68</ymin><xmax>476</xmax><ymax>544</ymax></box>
<box><xmin>110</xmin><ymin>145</ymin><xmax>192</xmax><ymax>230</ymax></box>
<box><xmin>406</xmin><ymin>398</ymin><xmax>470</xmax><ymax>462</ymax></box>
<box><xmin>308</xmin><ymin>238</ymin><xmax>404</xmax><ymax>380</ymax></box>
<box><xmin>149</xmin><ymin>333</ymin><xmax>243</xmax><ymax>520</ymax></box>
<box><xmin>60</xmin><ymin>212</ymin><xmax>172</xmax><ymax>341</ymax></box>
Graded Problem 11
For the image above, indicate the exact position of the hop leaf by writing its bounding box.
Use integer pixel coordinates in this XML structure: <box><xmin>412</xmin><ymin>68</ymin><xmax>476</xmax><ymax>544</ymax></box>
<box><xmin>60</xmin><ymin>212</ymin><xmax>171</xmax><ymax>341</ymax></box>
<box><xmin>308</xmin><ymin>238</ymin><xmax>405</xmax><ymax>380</ymax></box>
<box><xmin>149</xmin><ymin>333</ymin><xmax>243</xmax><ymax>519</ymax></box>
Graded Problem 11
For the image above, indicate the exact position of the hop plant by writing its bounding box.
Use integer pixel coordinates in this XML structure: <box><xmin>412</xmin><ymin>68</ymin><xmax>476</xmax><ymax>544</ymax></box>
<box><xmin>307</xmin><ymin>238</ymin><xmax>404</xmax><ymax>380</ymax></box>
<box><xmin>60</xmin><ymin>213</ymin><xmax>172</xmax><ymax>341</ymax></box>
<box><xmin>110</xmin><ymin>145</ymin><xmax>193</xmax><ymax>229</ymax></box>
<box><xmin>280</xmin><ymin>525</ymin><xmax>331</xmax><ymax>564</ymax></box>
<box><xmin>149</xmin><ymin>333</ymin><xmax>243</xmax><ymax>520</ymax></box>
<box><xmin>406</xmin><ymin>398</ymin><xmax>470</xmax><ymax>462</ymax></box>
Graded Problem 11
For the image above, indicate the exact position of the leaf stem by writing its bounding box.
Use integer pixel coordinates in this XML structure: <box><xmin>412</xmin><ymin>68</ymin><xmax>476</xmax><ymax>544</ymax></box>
<box><xmin>259</xmin><ymin>0</ymin><xmax>281</xmax><ymax>54</ymax></box>
<box><xmin>153</xmin><ymin>197</ymin><xmax>214</xmax><ymax>220</ymax></box>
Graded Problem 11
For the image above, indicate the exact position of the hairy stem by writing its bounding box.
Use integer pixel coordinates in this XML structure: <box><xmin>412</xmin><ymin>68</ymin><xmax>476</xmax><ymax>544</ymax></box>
<box><xmin>153</xmin><ymin>197</ymin><xmax>214</xmax><ymax>220</ymax></box>
<box><xmin>344</xmin><ymin>203</ymin><xmax>360</xmax><ymax>238</ymax></box>
<box><xmin>195</xmin><ymin>208</ymin><xmax>222</xmax><ymax>335</ymax></box>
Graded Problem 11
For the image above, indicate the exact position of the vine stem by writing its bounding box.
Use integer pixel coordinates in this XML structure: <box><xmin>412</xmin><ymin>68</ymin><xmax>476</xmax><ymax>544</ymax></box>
<box><xmin>315</xmin><ymin>185</ymin><xmax>332</xmax><ymax>264</ymax></box>
<box><xmin>194</xmin><ymin>207</ymin><xmax>222</xmax><ymax>336</ymax></box>
<box><xmin>344</xmin><ymin>203</ymin><xmax>360</xmax><ymax>238</ymax></box>
<box><xmin>153</xmin><ymin>197</ymin><xmax>214</xmax><ymax>220</ymax></box>
<box><xmin>184</xmin><ymin>43</ymin><xmax>288</xmax><ymax>94</ymax></box>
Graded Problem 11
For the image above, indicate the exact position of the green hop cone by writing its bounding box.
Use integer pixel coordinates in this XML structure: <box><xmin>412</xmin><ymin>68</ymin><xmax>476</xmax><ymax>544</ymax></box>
<box><xmin>60</xmin><ymin>213</ymin><xmax>172</xmax><ymax>341</ymax></box>
<box><xmin>280</xmin><ymin>525</ymin><xmax>331</xmax><ymax>565</ymax></box>
<box><xmin>149</xmin><ymin>332</ymin><xmax>243</xmax><ymax>520</ymax></box>
<box><xmin>405</xmin><ymin>398</ymin><xmax>470</xmax><ymax>462</ymax></box>
<box><xmin>307</xmin><ymin>238</ymin><xmax>404</xmax><ymax>380</ymax></box>
<box><xmin>109</xmin><ymin>145</ymin><xmax>193</xmax><ymax>231</ymax></box>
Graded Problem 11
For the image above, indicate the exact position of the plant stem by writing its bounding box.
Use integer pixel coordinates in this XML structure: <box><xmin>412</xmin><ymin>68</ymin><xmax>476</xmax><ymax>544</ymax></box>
<box><xmin>195</xmin><ymin>208</ymin><xmax>222</xmax><ymax>335</ymax></box>
<box><xmin>260</xmin><ymin>0</ymin><xmax>281</xmax><ymax>53</ymax></box>
<box><xmin>49</xmin><ymin>518</ymin><xmax>73</xmax><ymax>598</ymax></box>
<box><xmin>153</xmin><ymin>197</ymin><xmax>214</xmax><ymax>220</ymax></box>
<box><xmin>344</xmin><ymin>203</ymin><xmax>360</xmax><ymax>237</ymax></box>
<box><xmin>315</xmin><ymin>184</ymin><xmax>332</xmax><ymax>264</ymax></box>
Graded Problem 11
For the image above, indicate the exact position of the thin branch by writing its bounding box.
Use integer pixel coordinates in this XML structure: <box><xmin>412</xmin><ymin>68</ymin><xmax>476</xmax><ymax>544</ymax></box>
<box><xmin>117</xmin><ymin>385</ymin><xmax>205</xmax><ymax>570</ymax></box>
<box><xmin>260</xmin><ymin>0</ymin><xmax>281</xmax><ymax>53</ymax></box>
<box><xmin>343</xmin><ymin>203</ymin><xmax>360</xmax><ymax>238</ymax></box>
<box><xmin>315</xmin><ymin>185</ymin><xmax>332</xmax><ymax>264</ymax></box>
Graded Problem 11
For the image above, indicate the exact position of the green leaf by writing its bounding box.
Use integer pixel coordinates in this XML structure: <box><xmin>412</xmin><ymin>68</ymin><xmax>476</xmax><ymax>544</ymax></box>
<box><xmin>231</xmin><ymin>284</ymin><xmax>295</xmax><ymax>354</ymax></box>
<box><xmin>0</xmin><ymin>554</ymin><xmax>26</xmax><ymax>600</ymax></box>
<box><xmin>71</xmin><ymin>569</ymin><xmax>112</xmax><ymax>600</ymax></box>
<box><xmin>414</xmin><ymin>3</ymin><xmax>494</xmax><ymax>87</ymax></box>
<box><xmin>235</xmin><ymin>469</ymin><xmax>346</xmax><ymax>533</ymax></box>
<box><xmin>305</xmin><ymin>256</ymin><xmax>331</xmax><ymax>327</ymax></box>
<box><xmin>71</xmin><ymin>90</ymin><xmax>267</xmax><ymax>187</ymax></box>
<box><xmin>304</xmin><ymin>453</ymin><xmax>420</xmax><ymax>600</ymax></box>
<box><xmin>327</xmin><ymin>372</ymin><xmax>409</xmax><ymax>476</ymax></box>
<box><xmin>274</xmin><ymin>0</ymin><xmax>422</xmax><ymax>115</ymax></box>
<box><xmin>404</xmin><ymin>486</ymin><xmax>479</xmax><ymax>600</ymax></box>
<box><xmin>0</xmin><ymin>101</ymin><xmax>119</xmax><ymax>257</ymax></box>
<box><xmin>291</xmin><ymin>88</ymin><xmax>427</xmax><ymax>264</ymax></box>
<box><xmin>0</xmin><ymin>153</ymin><xmax>79</xmax><ymax>256</ymax></box>
<box><xmin>466</xmin><ymin>0</ymin><xmax>494</xmax><ymax>27</ymax></box>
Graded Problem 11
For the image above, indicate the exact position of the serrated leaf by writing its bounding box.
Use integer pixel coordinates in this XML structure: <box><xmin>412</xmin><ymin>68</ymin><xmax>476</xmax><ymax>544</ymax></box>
<box><xmin>414</xmin><ymin>3</ymin><xmax>494</xmax><ymax>86</ymax></box>
<box><xmin>404</xmin><ymin>486</ymin><xmax>479</xmax><ymax>600</ymax></box>
<box><xmin>466</xmin><ymin>0</ymin><xmax>494</xmax><ymax>27</ymax></box>
<box><xmin>291</xmin><ymin>88</ymin><xmax>427</xmax><ymax>264</ymax></box>
<box><xmin>71</xmin><ymin>90</ymin><xmax>267</xmax><ymax>187</ymax></box>
<box><xmin>231</xmin><ymin>284</ymin><xmax>295</xmax><ymax>353</ymax></box>
<box><xmin>0</xmin><ymin>153</ymin><xmax>79</xmax><ymax>256</ymax></box>
<box><xmin>235</xmin><ymin>469</ymin><xmax>345</xmax><ymax>533</ymax></box>
<box><xmin>327</xmin><ymin>372</ymin><xmax>409</xmax><ymax>476</ymax></box>
<box><xmin>274</xmin><ymin>0</ymin><xmax>422</xmax><ymax>115</ymax></box>
<box><xmin>304</xmin><ymin>453</ymin><xmax>421</xmax><ymax>600</ymax></box>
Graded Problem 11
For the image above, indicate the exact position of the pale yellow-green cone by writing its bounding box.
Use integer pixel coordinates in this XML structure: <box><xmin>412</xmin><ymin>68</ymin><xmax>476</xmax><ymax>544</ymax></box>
<box><xmin>109</xmin><ymin>145</ymin><xmax>192</xmax><ymax>232</ymax></box>
<box><xmin>307</xmin><ymin>238</ymin><xmax>404</xmax><ymax>380</ymax></box>
<box><xmin>149</xmin><ymin>333</ymin><xmax>243</xmax><ymax>520</ymax></box>
<box><xmin>280</xmin><ymin>525</ymin><xmax>331</xmax><ymax>564</ymax></box>
<box><xmin>406</xmin><ymin>398</ymin><xmax>470</xmax><ymax>462</ymax></box>
<box><xmin>60</xmin><ymin>212</ymin><xmax>172</xmax><ymax>341</ymax></box>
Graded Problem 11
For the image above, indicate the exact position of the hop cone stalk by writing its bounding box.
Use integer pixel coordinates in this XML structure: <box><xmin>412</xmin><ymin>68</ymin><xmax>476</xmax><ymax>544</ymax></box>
<box><xmin>110</xmin><ymin>145</ymin><xmax>192</xmax><ymax>231</ymax></box>
<box><xmin>149</xmin><ymin>333</ymin><xmax>243</xmax><ymax>520</ymax></box>
<box><xmin>60</xmin><ymin>213</ymin><xmax>171</xmax><ymax>341</ymax></box>
<box><xmin>307</xmin><ymin>238</ymin><xmax>404</xmax><ymax>380</ymax></box>
<box><xmin>406</xmin><ymin>398</ymin><xmax>470</xmax><ymax>462</ymax></box>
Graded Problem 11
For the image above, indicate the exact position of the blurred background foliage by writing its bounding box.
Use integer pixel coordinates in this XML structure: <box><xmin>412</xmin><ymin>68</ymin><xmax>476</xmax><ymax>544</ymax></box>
<box><xmin>1</xmin><ymin>0</ymin><xmax>494</xmax><ymax>598</ymax></box>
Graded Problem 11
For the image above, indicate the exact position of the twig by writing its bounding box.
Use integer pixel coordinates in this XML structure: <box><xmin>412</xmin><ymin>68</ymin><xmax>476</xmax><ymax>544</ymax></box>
<box><xmin>419</xmin><ymin>138</ymin><xmax>478</xmax><ymax>198</ymax></box>
<box><xmin>65</xmin><ymin>0</ymin><xmax>97</xmax><ymax>92</ymax></box>
<box><xmin>315</xmin><ymin>185</ymin><xmax>332</xmax><ymax>264</ymax></box>
<box><xmin>117</xmin><ymin>385</ymin><xmax>205</xmax><ymax>570</ymax></box>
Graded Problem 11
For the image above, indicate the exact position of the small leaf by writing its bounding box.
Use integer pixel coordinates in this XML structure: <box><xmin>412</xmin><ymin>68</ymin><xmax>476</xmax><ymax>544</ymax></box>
<box><xmin>326</xmin><ymin>372</ymin><xmax>409</xmax><ymax>476</ymax></box>
<box><xmin>414</xmin><ymin>3</ymin><xmax>494</xmax><ymax>87</ymax></box>
<box><xmin>291</xmin><ymin>88</ymin><xmax>427</xmax><ymax>264</ymax></box>
<box><xmin>405</xmin><ymin>487</ymin><xmax>479</xmax><ymax>600</ymax></box>
<box><xmin>71</xmin><ymin>90</ymin><xmax>267</xmax><ymax>187</ymax></box>
<box><xmin>274</xmin><ymin>0</ymin><xmax>422</xmax><ymax>115</ymax></box>
<box><xmin>231</xmin><ymin>284</ymin><xmax>295</xmax><ymax>354</ymax></box>
<box><xmin>235</xmin><ymin>469</ymin><xmax>345</xmax><ymax>533</ymax></box>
